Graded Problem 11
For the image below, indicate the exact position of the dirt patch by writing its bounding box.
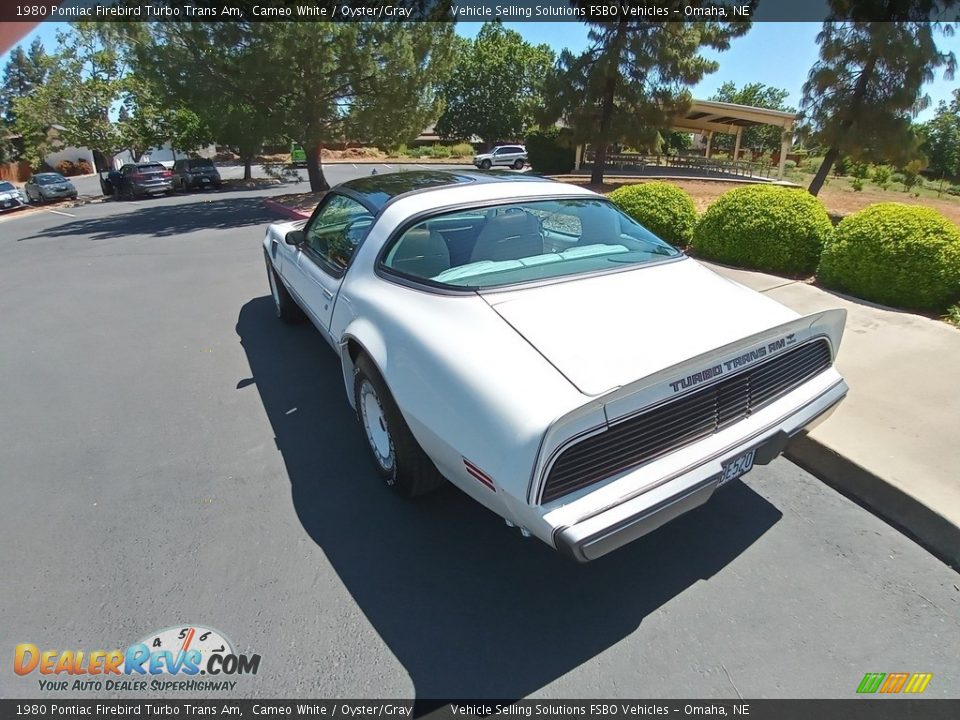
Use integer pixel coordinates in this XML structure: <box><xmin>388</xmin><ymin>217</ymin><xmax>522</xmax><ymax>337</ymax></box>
<box><xmin>270</xmin><ymin>191</ymin><xmax>326</xmax><ymax>215</ymax></box>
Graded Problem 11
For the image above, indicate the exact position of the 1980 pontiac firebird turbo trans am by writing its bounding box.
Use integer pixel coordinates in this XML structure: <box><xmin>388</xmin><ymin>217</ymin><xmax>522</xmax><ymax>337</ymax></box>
<box><xmin>263</xmin><ymin>171</ymin><xmax>848</xmax><ymax>561</ymax></box>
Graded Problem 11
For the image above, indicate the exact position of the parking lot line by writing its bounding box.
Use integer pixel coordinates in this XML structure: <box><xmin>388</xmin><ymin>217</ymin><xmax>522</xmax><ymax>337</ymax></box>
<box><xmin>383</xmin><ymin>163</ymin><xmax>393</xmax><ymax>169</ymax></box>
<box><xmin>46</xmin><ymin>209</ymin><xmax>75</xmax><ymax>217</ymax></box>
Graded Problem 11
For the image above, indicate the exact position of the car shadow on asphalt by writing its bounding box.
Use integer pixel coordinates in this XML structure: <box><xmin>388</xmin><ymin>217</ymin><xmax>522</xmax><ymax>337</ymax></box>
<box><xmin>236</xmin><ymin>296</ymin><xmax>783</xmax><ymax>708</ymax></box>
<box><xmin>18</xmin><ymin>196</ymin><xmax>281</xmax><ymax>241</ymax></box>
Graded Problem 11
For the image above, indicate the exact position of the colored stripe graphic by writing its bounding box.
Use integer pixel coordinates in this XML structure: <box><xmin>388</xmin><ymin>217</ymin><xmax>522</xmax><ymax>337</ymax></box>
<box><xmin>880</xmin><ymin>672</ymin><xmax>909</xmax><ymax>693</ymax></box>
<box><xmin>857</xmin><ymin>673</ymin><xmax>886</xmax><ymax>694</ymax></box>
<box><xmin>463</xmin><ymin>459</ymin><xmax>496</xmax><ymax>492</ymax></box>
<box><xmin>857</xmin><ymin>672</ymin><xmax>932</xmax><ymax>694</ymax></box>
<box><xmin>904</xmin><ymin>674</ymin><xmax>933</xmax><ymax>694</ymax></box>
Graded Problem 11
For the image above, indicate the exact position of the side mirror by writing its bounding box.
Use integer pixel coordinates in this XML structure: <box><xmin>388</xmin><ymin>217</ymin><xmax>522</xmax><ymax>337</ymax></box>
<box><xmin>285</xmin><ymin>229</ymin><xmax>305</xmax><ymax>246</ymax></box>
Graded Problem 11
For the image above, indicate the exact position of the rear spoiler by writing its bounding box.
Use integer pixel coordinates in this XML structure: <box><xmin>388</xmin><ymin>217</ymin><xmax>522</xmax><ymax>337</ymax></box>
<box><xmin>601</xmin><ymin>309</ymin><xmax>847</xmax><ymax>422</ymax></box>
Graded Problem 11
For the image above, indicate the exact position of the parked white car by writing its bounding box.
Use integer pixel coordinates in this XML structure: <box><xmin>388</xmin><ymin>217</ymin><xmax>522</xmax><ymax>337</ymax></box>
<box><xmin>473</xmin><ymin>145</ymin><xmax>527</xmax><ymax>170</ymax></box>
<box><xmin>262</xmin><ymin>171</ymin><xmax>848</xmax><ymax>561</ymax></box>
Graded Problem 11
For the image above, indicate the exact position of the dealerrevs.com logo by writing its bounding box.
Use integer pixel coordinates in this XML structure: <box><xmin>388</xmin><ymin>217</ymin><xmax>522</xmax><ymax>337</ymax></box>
<box><xmin>14</xmin><ymin>625</ymin><xmax>261</xmax><ymax>692</ymax></box>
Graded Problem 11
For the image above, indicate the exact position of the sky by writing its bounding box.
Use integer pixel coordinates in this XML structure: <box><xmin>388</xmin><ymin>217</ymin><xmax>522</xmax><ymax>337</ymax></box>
<box><xmin>4</xmin><ymin>21</ymin><xmax>959</xmax><ymax>121</ymax></box>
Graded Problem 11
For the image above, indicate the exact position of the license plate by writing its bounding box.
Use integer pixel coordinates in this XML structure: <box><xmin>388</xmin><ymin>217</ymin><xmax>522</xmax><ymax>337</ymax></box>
<box><xmin>201</xmin><ymin>178</ymin><xmax>210</xmax><ymax>183</ymax></box>
<box><xmin>3</xmin><ymin>201</ymin><xmax>11</xmax><ymax>208</ymax></box>
<box><xmin>719</xmin><ymin>448</ymin><xmax>756</xmax><ymax>486</ymax></box>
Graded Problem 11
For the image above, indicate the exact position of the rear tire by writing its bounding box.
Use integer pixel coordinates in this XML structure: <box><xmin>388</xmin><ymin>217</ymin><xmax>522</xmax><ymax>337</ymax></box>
<box><xmin>513</xmin><ymin>159</ymin><xmax>524</xmax><ymax>170</ymax></box>
<box><xmin>264</xmin><ymin>252</ymin><xmax>304</xmax><ymax>323</ymax></box>
<box><xmin>353</xmin><ymin>354</ymin><xmax>445</xmax><ymax>498</ymax></box>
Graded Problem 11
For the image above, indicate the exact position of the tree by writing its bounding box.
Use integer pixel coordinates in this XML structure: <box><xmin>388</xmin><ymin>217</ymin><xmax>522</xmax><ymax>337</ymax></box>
<box><xmin>134</xmin><ymin>20</ymin><xmax>454</xmax><ymax>190</ymax></box>
<box><xmin>709</xmin><ymin>81</ymin><xmax>794</xmax><ymax>156</ymax></box>
<box><xmin>0</xmin><ymin>38</ymin><xmax>49</xmax><ymax>124</ymax></box>
<box><xmin>264</xmin><ymin>22</ymin><xmax>455</xmax><ymax>191</ymax></box>
<box><xmin>801</xmin><ymin>1</ymin><xmax>957</xmax><ymax>196</ymax></box>
<box><xmin>11</xmin><ymin>24</ymin><xmax>176</xmax><ymax>170</ymax></box>
<box><xmin>129</xmin><ymin>21</ymin><xmax>281</xmax><ymax>179</ymax></box>
<box><xmin>435</xmin><ymin>22</ymin><xmax>554</xmax><ymax>146</ymax></box>
<box><xmin>917</xmin><ymin>89</ymin><xmax>960</xmax><ymax>188</ymax></box>
<box><xmin>540</xmin><ymin>2</ymin><xmax>752</xmax><ymax>185</ymax></box>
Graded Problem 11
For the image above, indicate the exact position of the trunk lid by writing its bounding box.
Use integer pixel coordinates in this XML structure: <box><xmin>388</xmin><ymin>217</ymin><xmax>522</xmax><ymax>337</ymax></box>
<box><xmin>483</xmin><ymin>258</ymin><xmax>803</xmax><ymax>397</ymax></box>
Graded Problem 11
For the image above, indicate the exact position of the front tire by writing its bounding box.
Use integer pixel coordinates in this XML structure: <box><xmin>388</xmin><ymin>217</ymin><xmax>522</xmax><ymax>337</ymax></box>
<box><xmin>480</xmin><ymin>159</ymin><xmax>491</xmax><ymax>170</ymax></box>
<box><xmin>264</xmin><ymin>252</ymin><xmax>303</xmax><ymax>323</ymax></box>
<box><xmin>353</xmin><ymin>354</ymin><xmax>445</xmax><ymax>498</ymax></box>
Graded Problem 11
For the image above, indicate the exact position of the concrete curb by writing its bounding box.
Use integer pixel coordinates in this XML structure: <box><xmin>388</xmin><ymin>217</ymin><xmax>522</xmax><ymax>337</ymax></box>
<box><xmin>786</xmin><ymin>435</ymin><xmax>960</xmax><ymax>572</ymax></box>
<box><xmin>263</xmin><ymin>197</ymin><xmax>310</xmax><ymax>220</ymax></box>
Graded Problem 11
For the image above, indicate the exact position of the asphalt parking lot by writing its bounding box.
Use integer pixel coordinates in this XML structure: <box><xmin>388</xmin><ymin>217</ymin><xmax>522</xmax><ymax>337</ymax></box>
<box><xmin>1</xmin><ymin>166</ymin><xmax>958</xmax><ymax>701</ymax></box>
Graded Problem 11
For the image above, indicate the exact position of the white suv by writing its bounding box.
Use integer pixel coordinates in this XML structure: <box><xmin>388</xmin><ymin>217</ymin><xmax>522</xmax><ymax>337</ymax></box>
<box><xmin>473</xmin><ymin>145</ymin><xmax>527</xmax><ymax>170</ymax></box>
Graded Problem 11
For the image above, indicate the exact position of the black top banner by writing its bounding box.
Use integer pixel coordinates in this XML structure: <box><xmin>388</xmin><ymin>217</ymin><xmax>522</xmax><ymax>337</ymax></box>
<box><xmin>6</xmin><ymin>0</ymin><xmax>960</xmax><ymax>23</ymax></box>
<box><xmin>2</xmin><ymin>700</ymin><xmax>960</xmax><ymax>719</ymax></box>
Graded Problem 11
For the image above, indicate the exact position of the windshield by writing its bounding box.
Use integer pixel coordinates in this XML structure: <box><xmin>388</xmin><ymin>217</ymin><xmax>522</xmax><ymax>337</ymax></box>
<box><xmin>0</xmin><ymin>182</ymin><xmax>15</xmax><ymax>192</ymax></box>
<box><xmin>381</xmin><ymin>198</ymin><xmax>680</xmax><ymax>290</ymax></box>
<box><xmin>35</xmin><ymin>174</ymin><xmax>67</xmax><ymax>185</ymax></box>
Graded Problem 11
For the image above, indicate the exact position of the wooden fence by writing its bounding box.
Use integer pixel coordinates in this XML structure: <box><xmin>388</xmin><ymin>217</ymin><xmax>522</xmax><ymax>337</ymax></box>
<box><xmin>582</xmin><ymin>151</ymin><xmax>775</xmax><ymax>180</ymax></box>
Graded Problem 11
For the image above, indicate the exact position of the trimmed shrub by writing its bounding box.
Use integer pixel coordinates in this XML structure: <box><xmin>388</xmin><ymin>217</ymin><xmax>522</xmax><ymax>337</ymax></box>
<box><xmin>56</xmin><ymin>160</ymin><xmax>77</xmax><ymax>176</ymax></box>
<box><xmin>525</xmin><ymin>127</ymin><xmax>575</xmax><ymax>174</ymax></box>
<box><xmin>76</xmin><ymin>158</ymin><xmax>93</xmax><ymax>174</ymax></box>
<box><xmin>449</xmin><ymin>142</ymin><xmax>474</xmax><ymax>158</ymax></box>
<box><xmin>691</xmin><ymin>184</ymin><xmax>833</xmax><ymax>275</ymax></box>
<box><xmin>818</xmin><ymin>203</ymin><xmax>960</xmax><ymax>311</ymax></box>
<box><xmin>608</xmin><ymin>182</ymin><xmax>697</xmax><ymax>248</ymax></box>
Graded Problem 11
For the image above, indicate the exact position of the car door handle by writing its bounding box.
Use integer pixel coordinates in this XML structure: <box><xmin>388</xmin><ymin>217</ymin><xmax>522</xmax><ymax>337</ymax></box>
<box><xmin>321</xmin><ymin>287</ymin><xmax>334</xmax><ymax>301</ymax></box>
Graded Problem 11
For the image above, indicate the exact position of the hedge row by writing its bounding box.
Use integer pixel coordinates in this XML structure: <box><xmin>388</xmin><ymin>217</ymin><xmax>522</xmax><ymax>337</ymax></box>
<box><xmin>606</xmin><ymin>181</ymin><xmax>960</xmax><ymax>313</ymax></box>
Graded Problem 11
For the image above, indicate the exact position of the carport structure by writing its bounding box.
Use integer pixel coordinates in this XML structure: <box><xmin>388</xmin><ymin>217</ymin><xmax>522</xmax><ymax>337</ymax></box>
<box><xmin>574</xmin><ymin>98</ymin><xmax>798</xmax><ymax>180</ymax></box>
<box><xmin>673</xmin><ymin>99</ymin><xmax>798</xmax><ymax>178</ymax></box>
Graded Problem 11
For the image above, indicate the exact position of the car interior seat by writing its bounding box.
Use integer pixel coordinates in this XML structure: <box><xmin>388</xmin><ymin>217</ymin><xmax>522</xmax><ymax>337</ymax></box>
<box><xmin>576</xmin><ymin>203</ymin><xmax>622</xmax><ymax>246</ymax></box>
<box><xmin>470</xmin><ymin>211</ymin><xmax>543</xmax><ymax>262</ymax></box>
<box><xmin>388</xmin><ymin>227</ymin><xmax>451</xmax><ymax>278</ymax></box>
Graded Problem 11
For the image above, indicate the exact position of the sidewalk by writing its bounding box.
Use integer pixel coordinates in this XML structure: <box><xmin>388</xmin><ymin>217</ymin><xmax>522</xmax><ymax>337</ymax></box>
<box><xmin>704</xmin><ymin>261</ymin><xmax>960</xmax><ymax>570</ymax></box>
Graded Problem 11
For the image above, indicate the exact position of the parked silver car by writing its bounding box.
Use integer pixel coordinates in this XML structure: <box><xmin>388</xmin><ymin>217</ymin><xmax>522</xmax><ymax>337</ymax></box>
<box><xmin>473</xmin><ymin>145</ymin><xmax>527</xmax><ymax>170</ymax></box>
<box><xmin>23</xmin><ymin>173</ymin><xmax>79</xmax><ymax>203</ymax></box>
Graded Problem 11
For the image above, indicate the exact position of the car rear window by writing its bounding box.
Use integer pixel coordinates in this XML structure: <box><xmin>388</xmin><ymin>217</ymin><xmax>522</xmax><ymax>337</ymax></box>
<box><xmin>0</xmin><ymin>181</ymin><xmax>15</xmax><ymax>191</ymax></box>
<box><xmin>138</xmin><ymin>164</ymin><xmax>165</xmax><ymax>172</ymax></box>
<box><xmin>381</xmin><ymin>198</ymin><xmax>680</xmax><ymax>290</ymax></box>
<box><xmin>188</xmin><ymin>159</ymin><xmax>214</xmax><ymax>169</ymax></box>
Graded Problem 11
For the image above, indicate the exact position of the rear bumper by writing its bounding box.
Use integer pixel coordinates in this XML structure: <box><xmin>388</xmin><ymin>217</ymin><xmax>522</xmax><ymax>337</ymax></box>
<box><xmin>185</xmin><ymin>175</ymin><xmax>221</xmax><ymax>188</ymax></box>
<box><xmin>551</xmin><ymin>375</ymin><xmax>847</xmax><ymax>562</ymax></box>
<box><xmin>133</xmin><ymin>182</ymin><xmax>173</xmax><ymax>195</ymax></box>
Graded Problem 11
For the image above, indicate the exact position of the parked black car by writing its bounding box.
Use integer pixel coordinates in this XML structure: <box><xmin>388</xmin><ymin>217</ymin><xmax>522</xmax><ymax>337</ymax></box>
<box><xmin>23</xmin><ymin>173</ymin><xmax>78</xmax><ymax>203</ymax></box>
<box><xmin>101</xmin><ymin>163</ymin><xmax>174</xmax><ymax>199</ymax></box>
<box><xmin>171</xmin><ymin>158</ymin><xmax>222</xmax><ymax>191</ymax></box>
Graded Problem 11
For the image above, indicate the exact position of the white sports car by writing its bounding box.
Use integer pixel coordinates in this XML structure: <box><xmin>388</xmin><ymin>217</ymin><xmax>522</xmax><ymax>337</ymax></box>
<box><xmin>262</xmin><ymin>170</ymin><xmax>848</xmax><ymax>561</ymax></box>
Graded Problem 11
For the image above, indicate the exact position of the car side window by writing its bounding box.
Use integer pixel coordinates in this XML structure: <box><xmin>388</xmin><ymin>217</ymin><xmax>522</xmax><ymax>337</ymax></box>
<box><xmin>303</xmin><ymin>194</ymin><xmax>374</xmax><ymax>274</ymax></box>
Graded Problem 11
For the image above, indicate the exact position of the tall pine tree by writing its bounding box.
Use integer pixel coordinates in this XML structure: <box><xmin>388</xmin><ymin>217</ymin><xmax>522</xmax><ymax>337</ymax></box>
<box><xmin>540</xmin><ymin>2</ymin><xmax>752</xmax><ymax>185</ymax></box>
<box><xmin>802</xmin><ymin>0</ymin><xmax>958</xmax><ymax>196</ymax></box>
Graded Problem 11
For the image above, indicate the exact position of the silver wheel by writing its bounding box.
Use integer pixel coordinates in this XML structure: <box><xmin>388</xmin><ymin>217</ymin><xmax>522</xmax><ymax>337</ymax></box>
<box><xmin>359</xmin><ymin>379</ymin><xmax>395</xmax><ymax>475</ymax></box>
